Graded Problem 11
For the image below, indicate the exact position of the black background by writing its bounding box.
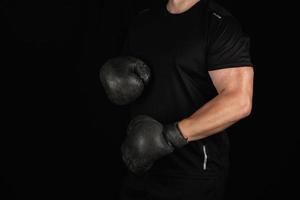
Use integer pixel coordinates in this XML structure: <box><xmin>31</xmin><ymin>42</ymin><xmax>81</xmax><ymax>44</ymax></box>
<box><xmin>1</xmin><ymin>0</ymin><xmax>299</xmax><ymax>199</ymax></box>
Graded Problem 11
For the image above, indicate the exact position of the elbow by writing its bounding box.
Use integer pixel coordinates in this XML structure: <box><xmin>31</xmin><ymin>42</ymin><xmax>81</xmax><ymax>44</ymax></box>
<box><xmin>229</xmin><ymin>90</ymin><xmax>252</xmax><ymax>120</ymax></box>
<box><xmin>237</xmin><ymin>98</ymin><xmax>252</xmax><ymax>119</ymax></box>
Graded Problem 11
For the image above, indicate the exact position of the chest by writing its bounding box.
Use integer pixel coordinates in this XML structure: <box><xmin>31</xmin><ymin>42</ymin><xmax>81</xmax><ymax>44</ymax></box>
<box><xmin>131</xmin><ymin>19</ymin><xmax>207</xmax><ymax>74</ymax></box>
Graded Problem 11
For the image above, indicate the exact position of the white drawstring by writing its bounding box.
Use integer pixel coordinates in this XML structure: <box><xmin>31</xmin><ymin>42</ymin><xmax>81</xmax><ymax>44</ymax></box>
<box><xmin>203</xmin><ymin>145</ymin><xmax>207</xmax><ymax>170</ymax></box>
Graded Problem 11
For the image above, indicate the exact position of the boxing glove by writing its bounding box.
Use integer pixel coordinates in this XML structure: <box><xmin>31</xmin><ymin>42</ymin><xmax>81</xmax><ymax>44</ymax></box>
<box><xmin>99</xmin><ymin>56</ymin><xmax>151</xmax><ymax>105</ymax></box>
<box><xmin>121</xmin><ymin>115</ymin><xmax>188</xmax><ymax>174</ymax></box>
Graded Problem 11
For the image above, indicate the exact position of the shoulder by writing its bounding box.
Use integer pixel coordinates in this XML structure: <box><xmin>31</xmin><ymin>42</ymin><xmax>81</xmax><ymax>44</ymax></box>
<box><xmin>130</xmin><ymin>4</ymin><xmax>161</xmax><ymax>27</ymax></box>
<box><xmin>137</xmin><ymin>8</ymin><xmax>152</xmax><ymax>16</ymax></box>
<box><xmin>206</xmin><ymin>1</ymin><xmax>242</xmax><ymax>33</ymax></box>
<box><xmin>207</xmin><ymin>0</ymin><xmax>232</xmax><ymax>19</ymax></box>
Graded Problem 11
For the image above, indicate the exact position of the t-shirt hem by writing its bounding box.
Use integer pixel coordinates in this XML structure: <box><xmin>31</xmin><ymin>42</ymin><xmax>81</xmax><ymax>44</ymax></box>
<box><xmin>208</xmin><ymin>62</ymin><xmax>253</xmax><ymax>71</ymax></box>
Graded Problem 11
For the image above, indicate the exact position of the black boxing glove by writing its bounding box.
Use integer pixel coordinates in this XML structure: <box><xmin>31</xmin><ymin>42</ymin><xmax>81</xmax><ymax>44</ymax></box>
<box><xmin>99</xmin><ymin>56</ymin><xmax>151</xmax><ymax>105</ymax></box>
<box><xmin>121</xmin><ymin>115</ymin><xmax>188</xmax><ymax>174</ymax></box>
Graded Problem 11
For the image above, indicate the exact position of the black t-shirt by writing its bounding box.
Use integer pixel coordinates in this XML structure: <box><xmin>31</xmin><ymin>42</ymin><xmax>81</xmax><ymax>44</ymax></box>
<box><xmin>122</xmin><ymin>0</ymin><xmax>252</xmax><ymax>175</ymax></box>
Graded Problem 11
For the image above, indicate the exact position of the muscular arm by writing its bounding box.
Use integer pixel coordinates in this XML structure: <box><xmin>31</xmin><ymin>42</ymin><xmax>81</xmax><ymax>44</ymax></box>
<box><xmin>178</xmin><ymin>67</ymin><xmax>254</xmax><ymax>141</ymax></box>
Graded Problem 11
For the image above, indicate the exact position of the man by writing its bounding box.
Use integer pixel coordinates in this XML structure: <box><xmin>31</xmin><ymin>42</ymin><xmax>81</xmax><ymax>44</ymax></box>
<box><xmin>102</xmin><ymin>0</ymin><xmax>253</xmax><ymax>199</ymax></box>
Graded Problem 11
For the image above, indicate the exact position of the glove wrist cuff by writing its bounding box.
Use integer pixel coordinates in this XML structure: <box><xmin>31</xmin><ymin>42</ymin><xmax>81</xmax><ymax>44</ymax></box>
<box><xmin>164</xmin><ymin>122</ymin><xmax>188</xmax><ymax>148</ymax></box>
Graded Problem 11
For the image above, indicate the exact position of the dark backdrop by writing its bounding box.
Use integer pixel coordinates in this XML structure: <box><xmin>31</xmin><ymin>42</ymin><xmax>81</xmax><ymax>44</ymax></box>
<box><xmin>1</xmin><ymin>0</ymin><xmax>299</xmax><ymax>199</ymax></box>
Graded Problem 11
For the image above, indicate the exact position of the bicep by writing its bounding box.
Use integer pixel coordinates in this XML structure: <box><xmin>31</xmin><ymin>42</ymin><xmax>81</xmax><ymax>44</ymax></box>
<box><xmin>208</xmin><ymin>67</ymin><xmax>254</xmax><ymax>95</ymax></box>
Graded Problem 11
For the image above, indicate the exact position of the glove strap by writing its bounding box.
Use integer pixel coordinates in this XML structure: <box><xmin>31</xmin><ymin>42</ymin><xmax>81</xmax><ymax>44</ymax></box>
<box><xmin>164</xmin><ymin>122</ymin><xmax>188</xmax><ymax>148</ymax></box>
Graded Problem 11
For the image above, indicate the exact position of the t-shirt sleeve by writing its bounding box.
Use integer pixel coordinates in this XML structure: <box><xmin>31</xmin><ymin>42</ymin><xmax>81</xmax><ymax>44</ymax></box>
<box><xmin>207</xmin><ymin>16</ymin><xmax>253</xmax><ymax>71</ymax></box>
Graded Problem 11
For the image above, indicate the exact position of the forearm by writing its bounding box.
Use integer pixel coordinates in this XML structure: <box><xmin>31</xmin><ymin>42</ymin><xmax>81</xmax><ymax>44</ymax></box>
<box><xmin>178</xmin><ymin>91</ymin><xmax>252</xmax><ymax>141</ymax></box>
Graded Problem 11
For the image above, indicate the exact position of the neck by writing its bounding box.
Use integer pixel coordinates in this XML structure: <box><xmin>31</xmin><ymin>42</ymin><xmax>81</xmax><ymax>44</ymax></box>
<box><xmin>167</xmin><ymin>0</ymin><xmax>201</xmax><ymax>14</ymax></box>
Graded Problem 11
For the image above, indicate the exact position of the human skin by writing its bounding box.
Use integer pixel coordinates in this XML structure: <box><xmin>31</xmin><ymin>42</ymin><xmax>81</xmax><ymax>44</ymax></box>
<box><xmin>178</xmin><ymin>67</ymin><xmax>254</xmax><ymax>141</ymax></box>
<box><xmin>166</xmin><ymin>0</ymin><xmax>254</xmax><ymax>141</ymax></box>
